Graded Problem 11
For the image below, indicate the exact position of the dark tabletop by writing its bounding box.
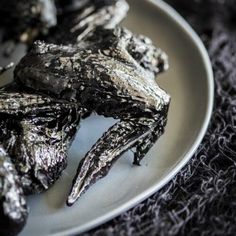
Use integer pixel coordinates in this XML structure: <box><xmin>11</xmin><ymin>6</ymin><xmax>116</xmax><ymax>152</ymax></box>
<box><xmin>82</xmin><ymin>1</ymin><xmax>236</xmax><ymax>235</ymax></box>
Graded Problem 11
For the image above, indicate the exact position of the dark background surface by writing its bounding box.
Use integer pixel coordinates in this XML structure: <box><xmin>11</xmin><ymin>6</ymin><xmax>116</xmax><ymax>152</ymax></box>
<box><xmin>83</xmin><ymin>1</ymin><xmax>236</xmax><ymax>235</ymax></box>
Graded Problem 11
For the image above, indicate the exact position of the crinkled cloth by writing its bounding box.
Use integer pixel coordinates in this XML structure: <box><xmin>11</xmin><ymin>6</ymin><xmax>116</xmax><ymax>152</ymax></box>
<box><xmin>82</xmin><ymin>1</ymin><xmax>236</xmax><ymax>235</ymax></box>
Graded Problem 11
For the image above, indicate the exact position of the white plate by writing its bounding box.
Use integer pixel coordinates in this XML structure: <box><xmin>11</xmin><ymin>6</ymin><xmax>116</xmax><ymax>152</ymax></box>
<box><xmin>1</xmin><ymin>0</ymin><xmax>214</xmax><ymax>235</ymax></box>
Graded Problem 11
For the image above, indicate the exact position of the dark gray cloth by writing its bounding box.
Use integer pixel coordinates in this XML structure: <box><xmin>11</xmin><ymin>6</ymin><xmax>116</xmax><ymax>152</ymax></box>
<box><xmin>82</xmin><ymin>1</ymin><xmax>236</xmax><ymax>235</ymax></box>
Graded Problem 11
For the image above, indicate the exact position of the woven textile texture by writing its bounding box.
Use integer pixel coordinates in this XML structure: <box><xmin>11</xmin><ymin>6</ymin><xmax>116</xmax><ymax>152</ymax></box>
<box><xmin>83</xmin><ymin>1</ymin><xmax>236</xmax><ymax>236</ymax></box>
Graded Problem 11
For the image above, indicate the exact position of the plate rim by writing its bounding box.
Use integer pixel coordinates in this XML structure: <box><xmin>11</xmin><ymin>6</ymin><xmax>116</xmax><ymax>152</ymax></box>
<box><xmin>43</xmin><ymin>1</ymin><xmax>214</xmax><ymax>235</ymax></box>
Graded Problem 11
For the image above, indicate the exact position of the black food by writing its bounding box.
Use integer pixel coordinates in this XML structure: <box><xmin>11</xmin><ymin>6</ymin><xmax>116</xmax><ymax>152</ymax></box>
<box><xmin>44</xmin><ymin>0</ymin><xmax>129</xmax><ymax>44</ymax></box>
<box><xmin>0</xmin><ymin>146</ymin><xmax>28</xmax><ymax>236</ymax></box>
<box><xmin>0</xmin><ymin>85</ymin><xmax>83</xmax><ymax>194</ymax></box>
<box><xmin>14</xmin><ymin>25</ymin><xmax>170</xmax><ymax>205</ymax></box>
<box><xmin>0</xmin><ymin>2</ymin><xmax>171</xmax><ymax>236</ymax></box>
<box><xmin>0</xmin><ymin>0</ymin><xmax>57</xmax><ymax>54</ymax></box>
<box><xmin>77</xmin><ymin>27</ymin><xmax>169</xmax><ymax>78</ymax></box>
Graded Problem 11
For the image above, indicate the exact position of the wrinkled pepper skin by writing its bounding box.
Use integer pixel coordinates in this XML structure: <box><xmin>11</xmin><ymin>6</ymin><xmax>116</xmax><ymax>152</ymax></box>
<box><xmin>0</xmin><ymin>146</ymin><xmax>28</xmax><ymax>236</ymax></box>
<box><xmin>14</xmin><ymin>26</ymin><xmax>170</xmax><ymax>205</ymax></box>
<box><xmin>0</xmin><ymin>85</ymin><xmax>83</xmax><ymax>194</ymax></box>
